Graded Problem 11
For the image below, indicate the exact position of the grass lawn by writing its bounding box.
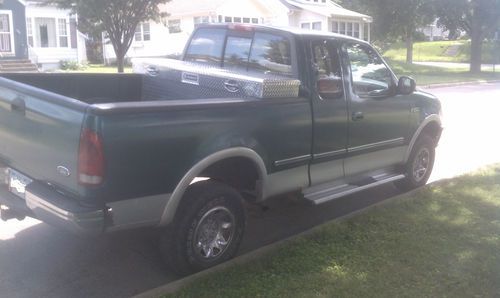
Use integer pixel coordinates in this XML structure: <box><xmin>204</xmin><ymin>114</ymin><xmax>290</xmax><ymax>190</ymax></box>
<box><xmin>63</xmin><ymin>64</ymin><xmax>132</xmax><ymax>73</ymax></box>
<box><xmin>383</xmin><ymin>40</ymin><xmax>498</xmax><ymax>64</ymax></box>
<box><xmin>166</xmin><ymin>164</ymin><xmax>500</xmax><ymax>297</ymax></box>
<box><xmin>385</xmin><ymin>59</ymin><xmax>500</xmax><ymax>86</ymax></box>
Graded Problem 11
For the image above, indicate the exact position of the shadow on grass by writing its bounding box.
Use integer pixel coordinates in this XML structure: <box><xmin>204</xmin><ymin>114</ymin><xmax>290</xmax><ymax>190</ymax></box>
<box><xmin>171</xmin><ymin>165</ymin><xmax>500</xmax><ymax>298</ymax></box>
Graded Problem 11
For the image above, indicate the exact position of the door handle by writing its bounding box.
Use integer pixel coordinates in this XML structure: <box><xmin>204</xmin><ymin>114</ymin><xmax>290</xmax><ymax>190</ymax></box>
<box><xmin>223</xmin><ymin>80</ymin><xmax>240</xmax><ymax>93</ymax></box>
<box><xmin>145</xmin><ymin>65</ymin><xmax>160</xmax><ymax>76</ymax></box>
<box><xmin>352</xmin><ymin>111</ymin><xmax>364</xmax><ymax>121</ymax></box>
<box><xmin>11</xmin><ymin>97</ymin><xmax>26</xmax><ymax>116</ymax></box>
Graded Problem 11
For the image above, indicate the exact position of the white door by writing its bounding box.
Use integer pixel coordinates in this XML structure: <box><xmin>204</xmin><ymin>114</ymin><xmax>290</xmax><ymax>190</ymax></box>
<box><xmin>0</xmin><ymin>13</ymin><xmax>12</xmax><ymax>53</ymax></box>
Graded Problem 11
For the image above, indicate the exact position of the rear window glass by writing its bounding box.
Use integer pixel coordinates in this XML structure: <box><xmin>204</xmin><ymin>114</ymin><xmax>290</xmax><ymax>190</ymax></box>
<box><xmin>185</xmin><ymin>28</ymin><xmax>225</xmax><ymax>65</ymax></box>
<box><xmin>223</xmin><ymin>36</ymin><xmax>252</xmax><ymax>71</ymax></box>
<box><xmin>248</xmin><ymin>33</ymin><xmax>292</xmax><ymax>75</ymax></box>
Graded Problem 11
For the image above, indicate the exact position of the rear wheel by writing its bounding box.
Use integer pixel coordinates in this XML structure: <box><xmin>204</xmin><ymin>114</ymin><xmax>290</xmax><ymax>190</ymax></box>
<box><xmin>160</xmin><ymin>180</ymin><xmax>246</xmax><ymax>276</ymax></box>
<box><xmin>395</xmin><ymin>134</ymin><xmax>435</xmax><ymax>191</ymax></box>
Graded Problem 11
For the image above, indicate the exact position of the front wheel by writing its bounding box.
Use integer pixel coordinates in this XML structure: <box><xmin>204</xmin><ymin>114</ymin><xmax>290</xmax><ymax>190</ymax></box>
<box><xmin>160</xmin><ymin>180</ymin><xmax>246</xmax><ymax>276</ymax></box>
<box><xmin>395</xmin><ymin>134</ymin><xmax>435</xmax><ymax>191</ymax></box>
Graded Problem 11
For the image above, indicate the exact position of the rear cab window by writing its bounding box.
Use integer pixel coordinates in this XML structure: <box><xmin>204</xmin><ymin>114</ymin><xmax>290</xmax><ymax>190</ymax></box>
<box><xmin>184</xmin><ymin>26</ymin><xmax>296</xmax><ymax>77</ymax></box>
<box><xmin>184</xmin><ymin>28</ymin><xmax>226</xmax><ymax>66</ymax></box>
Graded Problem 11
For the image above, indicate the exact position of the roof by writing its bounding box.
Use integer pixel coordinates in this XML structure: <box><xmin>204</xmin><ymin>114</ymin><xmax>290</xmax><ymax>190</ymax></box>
<box><xmin>163</xmin><ymin>0</ymin><xmax>371</xmax><ymax>22</ymax></box>
<box><xmin>282</xmin><ymin>0</ymin><xmax>372</xmax><ymax>21</ymax></box>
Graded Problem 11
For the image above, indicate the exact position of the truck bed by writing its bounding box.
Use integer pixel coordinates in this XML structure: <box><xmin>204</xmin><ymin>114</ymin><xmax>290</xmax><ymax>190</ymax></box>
<box><xmin>1</xmin><ymin>73</ymin><xmax>144</xmax><ymax>104</ymax></box>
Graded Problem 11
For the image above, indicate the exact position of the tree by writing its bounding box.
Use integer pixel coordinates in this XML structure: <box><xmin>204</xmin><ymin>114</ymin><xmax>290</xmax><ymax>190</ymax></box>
<box><xmin>341</xmin><ymin>0</ymin><xmax>435</xmax><ymax>64</ymax></box>
<box><xmin>435</xmin><ymin>0</ymin><xmax>500</xmax><ymax>73</ymax></box>
<box><xmin>46</xmin><ymin>0</ymin><xmax>170</xmax><ymax>72</ymax></box>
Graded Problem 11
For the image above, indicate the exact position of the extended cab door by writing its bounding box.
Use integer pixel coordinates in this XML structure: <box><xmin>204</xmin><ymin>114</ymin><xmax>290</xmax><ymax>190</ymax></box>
<box><xmin>341</xmin><ymin>42</ymin><xmax>411</xmax><ymax>176</ymax></box>
<box><xmin>309</xmin><ymin>39</ymin><xmax>348</xmax><ymax>185</ymax></box>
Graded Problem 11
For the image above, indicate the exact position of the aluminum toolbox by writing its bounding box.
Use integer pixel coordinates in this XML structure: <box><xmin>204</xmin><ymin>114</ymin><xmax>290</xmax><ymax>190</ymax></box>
<box><xmin>133</xmin><ymin>58</ymin><xmax>301</xmax><ymax>101</ymax></box>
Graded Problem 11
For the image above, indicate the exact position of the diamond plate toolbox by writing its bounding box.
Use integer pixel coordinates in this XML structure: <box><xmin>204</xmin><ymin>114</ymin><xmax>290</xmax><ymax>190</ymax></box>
<box><xmin>133</xmin><ymin>58</ymin><xmax>301</xmax><ymax>101</ymax></box>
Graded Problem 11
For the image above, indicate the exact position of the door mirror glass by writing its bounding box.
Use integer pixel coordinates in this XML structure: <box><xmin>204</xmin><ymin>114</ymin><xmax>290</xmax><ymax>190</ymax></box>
<box><xmin>398</xmin><ymin>76</ymin><xmax>416</xmax><ymax>95</ymax></box>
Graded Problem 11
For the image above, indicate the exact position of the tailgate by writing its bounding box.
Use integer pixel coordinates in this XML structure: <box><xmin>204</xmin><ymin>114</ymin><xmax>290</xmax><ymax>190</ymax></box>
<box><xmin>0</xmin><ymin>77</ymin><xmax>87</xmax><ymax>196</ymax></box>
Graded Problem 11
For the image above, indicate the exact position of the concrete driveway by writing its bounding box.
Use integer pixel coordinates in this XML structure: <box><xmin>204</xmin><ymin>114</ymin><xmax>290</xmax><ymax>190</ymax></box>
<box><xmin>1</xmin><ymin>82</ymin><xmax>499</xmax><ymax>298</ymax></box>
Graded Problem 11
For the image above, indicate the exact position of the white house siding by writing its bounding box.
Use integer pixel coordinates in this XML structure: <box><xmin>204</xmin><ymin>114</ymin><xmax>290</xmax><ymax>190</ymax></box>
<box><xmin>25</xmin><ymin>3</ymin><xmax>86</xmax><ymax>70</ymax></box>
<box><xmin>104</xmin><ymin>0</ymin><xmax>285</xmax><ymax>63</ymax></box>
<box><xmin>103</xmin><ymin>0</ymin><xmax>371</xmax><ymax>63</ymax></box>
<box><xmin>290</xmin><ymin>10</ymin><xmax>328</xmax><ymax>31</ymax></box>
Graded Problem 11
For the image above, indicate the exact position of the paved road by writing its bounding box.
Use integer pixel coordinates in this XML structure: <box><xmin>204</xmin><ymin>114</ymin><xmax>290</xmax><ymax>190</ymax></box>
<box><xmin>1</xmin><ymin>82</ymin><xmax>499</xmax><ymax>298</ymax></box>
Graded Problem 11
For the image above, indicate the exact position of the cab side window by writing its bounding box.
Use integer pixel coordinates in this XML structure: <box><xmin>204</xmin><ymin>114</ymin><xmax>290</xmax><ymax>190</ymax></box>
<box><xmin>345</xmin><ymin>43</ymin><xmax>393</xmax><ymax>96</ymax></box>
<box><xmin>312</xmin><ymin>40</ymin><xmax>343</xmax><ymax>99</ymax></box>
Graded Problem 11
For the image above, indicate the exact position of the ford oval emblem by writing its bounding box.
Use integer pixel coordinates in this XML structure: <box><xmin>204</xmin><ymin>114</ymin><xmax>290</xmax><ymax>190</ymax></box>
<box><xmin>57</xmin><ymin>166</ymin><xmax>71</xmax><ymax>177</ymax></box>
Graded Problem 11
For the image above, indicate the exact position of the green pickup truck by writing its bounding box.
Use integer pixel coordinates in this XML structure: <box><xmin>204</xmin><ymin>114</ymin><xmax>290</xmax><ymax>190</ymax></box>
<box><xmin>0</xmin><ymin>24</ymin><xmax>442</xmax><ymax>274</ymax></box>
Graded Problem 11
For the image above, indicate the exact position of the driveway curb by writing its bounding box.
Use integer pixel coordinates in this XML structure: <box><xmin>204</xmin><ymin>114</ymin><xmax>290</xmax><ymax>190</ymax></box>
<box><xmin>133</xmin><ymin>184</ymin><xmax>437</xmax><ymax>298</ymax></box>
<box><xmin>421</xmin><ymin>80</ymin><xmax>500</xmax><ymax>89</ymax></box>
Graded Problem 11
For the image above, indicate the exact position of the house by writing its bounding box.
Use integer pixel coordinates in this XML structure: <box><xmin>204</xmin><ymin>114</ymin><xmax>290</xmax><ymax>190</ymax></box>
<box><xmin>103</xmin><ymin>0</ymin><xmax>372</xmax><ymax>64</ymax></box>
<box><xmin>0</xmin><ymin>0</ymin><xmax>86</xmax><ymax>71</ymax></box>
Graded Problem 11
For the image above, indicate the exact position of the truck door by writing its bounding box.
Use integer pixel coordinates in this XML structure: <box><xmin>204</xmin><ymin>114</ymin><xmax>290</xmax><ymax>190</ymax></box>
<box><xmin>341</xmin><ymin>42</ymin><xmax>411</xmax><ymax>177</ymax></box>
<box><xmin>309</xmin><ymin>39</ymin><xmax>348</xmax><ymax>185</ymax></box>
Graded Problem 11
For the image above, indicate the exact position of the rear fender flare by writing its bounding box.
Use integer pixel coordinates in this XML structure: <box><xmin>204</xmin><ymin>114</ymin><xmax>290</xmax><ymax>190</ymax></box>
<box><xmin>158</xmin><ymin>147</ymin><xmax>267</xmax><ymax>226</ymax></box>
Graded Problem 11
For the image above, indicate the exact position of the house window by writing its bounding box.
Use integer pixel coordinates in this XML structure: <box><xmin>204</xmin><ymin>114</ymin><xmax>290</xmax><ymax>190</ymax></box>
<box><xmin>0</xmin><ymin>13</ymin><xmax>12</xmax><ymax>52</ymax></box>
<box><xmin>194</xmin><ymin>16</ymin><xmax>210</xmax><ymax>25</ymax></box>
<box><xmin>219</xmin><ymin>16</ymin><xmax>260</xmax><ymax>24</ymax></box>
<box><xmin>168</xmin><ymin>19</ymin><xmax>181</xmax><ymax>34</ymax></box>
<box><xmin>26</xmin><ymin>17</ymin><xmax>34</xmax><ymax>47</ymax></box>
<box><xmin>353</xmin><ymin>23</ymin><xmax>360</xmax><ymax>38</ymax></box>
<box><xmin>312</xmin><ymin>22</ymin><xmax>322</xmax><ymax>30</ymax></box>
<box><xmin>135</xmin><ymin>22</ymin><xmax>151</xmax><ymax>41</ymax></box>
<box><xmin>301</xmin><ymin>23</ymin><xmax>310</xmax><ymax>29</ymax></box>
<box><xmin>332</xmin><ymin>21</ymin><xmax>363</xmax><ymax>39</ymax></box>
<box><xmin>58</xmin><ymin>19</ymin><xmax>68</xmax><ymax>47</ymax></box>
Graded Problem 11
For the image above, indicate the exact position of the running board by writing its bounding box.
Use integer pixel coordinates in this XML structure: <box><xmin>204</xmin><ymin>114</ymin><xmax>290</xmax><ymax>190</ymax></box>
<box><xmin>303</xmin><ymin>173</ymin><xmax>405</xmax><ymax>205</ymax></box>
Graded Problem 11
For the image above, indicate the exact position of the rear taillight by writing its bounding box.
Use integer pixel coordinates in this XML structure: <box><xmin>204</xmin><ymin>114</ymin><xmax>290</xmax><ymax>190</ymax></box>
<box><xmin>78</xmin><ymin>129</ymin><xmax>104</xmax><ymax>186</ymax></box>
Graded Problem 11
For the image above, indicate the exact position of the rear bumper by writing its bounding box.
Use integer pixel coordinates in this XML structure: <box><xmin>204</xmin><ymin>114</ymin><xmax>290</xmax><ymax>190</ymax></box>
<box><xmin>0</xmin><ymin>181</ymin><xmax>106</xmax><ymax>235</ymax></box>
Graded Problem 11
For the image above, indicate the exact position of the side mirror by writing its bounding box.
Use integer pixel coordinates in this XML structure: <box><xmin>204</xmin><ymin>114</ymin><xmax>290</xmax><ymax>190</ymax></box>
<box><xmin>317</xmin><ymin>76</ymin><xmax>343</xmax><ymax>99</ymax></box>
<box><xmin>398</xmin><ymin>76</ymin><xmax>416</xmax><ymax>95</ymax></box>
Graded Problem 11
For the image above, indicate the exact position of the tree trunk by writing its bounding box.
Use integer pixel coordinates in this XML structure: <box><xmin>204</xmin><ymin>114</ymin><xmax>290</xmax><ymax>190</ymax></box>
<box><xmin>469</xmin><ymin>7</ymin><xmax>483</xmax><ymax>73</ymax></box>
<box><xmin>116</xmin><ymin>52</ymin><xmax>125</xmax><ymax>73</ymax></box>
<box><xmin>406</xmin><ymin>30</ymin><xmax>414</xmax><ymax>64</ymax></box>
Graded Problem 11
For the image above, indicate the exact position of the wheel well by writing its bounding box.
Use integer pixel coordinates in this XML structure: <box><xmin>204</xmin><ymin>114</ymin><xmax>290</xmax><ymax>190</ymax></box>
<box><xmin>197</xmin><ymin>157</ymin><xmax>261</xmax><ymax>201</ymax></box>
<box><xmin>420</xmin><ymin>121</ymin><xmax>442</xmax><ymax>146</ymax></box>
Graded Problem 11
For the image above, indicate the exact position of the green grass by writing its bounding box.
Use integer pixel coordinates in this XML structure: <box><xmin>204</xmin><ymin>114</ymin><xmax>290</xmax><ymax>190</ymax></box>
<box><xmin>64</xmin><ymin>64</ymin><xmax>132</xmax><ymax>73</ymax></box>
<box><xmin>385</xmin><ymin>59</ymin><xmax>500</xmax><ymax>85</ymax></box>
<box><xmin>166</xmin><ymin>164</ymin><xmax>500</xmax><ymax>298</ymax></box>
<box><xmin>383</xmin><ymin>40</ymin><xmax>499</xmax><ymax>64</ymax></box>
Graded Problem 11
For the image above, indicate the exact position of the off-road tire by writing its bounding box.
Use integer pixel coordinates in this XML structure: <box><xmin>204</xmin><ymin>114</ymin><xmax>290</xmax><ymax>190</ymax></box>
<box><xmin>395</xmin><ymin>134</ymin><xmax>435</xmax><ymax>192</ymax></box>
<box><xmin>160</xmin><ymin>180</ymin><xmax>246</xmax><ymax>276</ymax></box>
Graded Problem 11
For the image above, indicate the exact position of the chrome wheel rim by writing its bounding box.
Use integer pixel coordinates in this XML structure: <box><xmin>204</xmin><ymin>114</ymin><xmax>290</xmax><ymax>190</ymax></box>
<box><xmin>412</xmin><ymin>148</ymin><xmax>430</xmax><ymax>182</ymax></box>
<box><xmin>193</xmin><ymin>206</ymin><xmax>235</xmax><ymax>260</ymax></box>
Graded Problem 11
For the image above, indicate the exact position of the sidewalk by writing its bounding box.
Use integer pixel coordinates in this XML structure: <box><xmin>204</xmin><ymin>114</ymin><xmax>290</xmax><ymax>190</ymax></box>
<box><xmin>414</xmin><ymin>61</ymin><xmax>500</xmax><ymax>71</ymax></box>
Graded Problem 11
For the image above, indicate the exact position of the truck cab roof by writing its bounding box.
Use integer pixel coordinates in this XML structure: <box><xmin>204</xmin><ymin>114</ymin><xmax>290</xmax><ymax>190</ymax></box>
<box><xmin>193</xmin><ymin>23</ymin><xmax>370</xmax><ymax>45</ymax></box>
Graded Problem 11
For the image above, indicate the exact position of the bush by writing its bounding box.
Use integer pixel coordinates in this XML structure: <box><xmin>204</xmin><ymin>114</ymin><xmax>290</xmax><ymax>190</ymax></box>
<box><xmin>60</xmin><ymin>60</ymin><xmax>87</xmax><ymax>71</ymax></box>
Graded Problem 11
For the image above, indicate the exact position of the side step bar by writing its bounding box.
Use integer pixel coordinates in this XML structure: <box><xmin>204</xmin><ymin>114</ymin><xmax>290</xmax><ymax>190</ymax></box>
<box><xmin>303</xmin><ymin>173</ymin><xmax>405</xmax><ymax>205</ymax></box>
